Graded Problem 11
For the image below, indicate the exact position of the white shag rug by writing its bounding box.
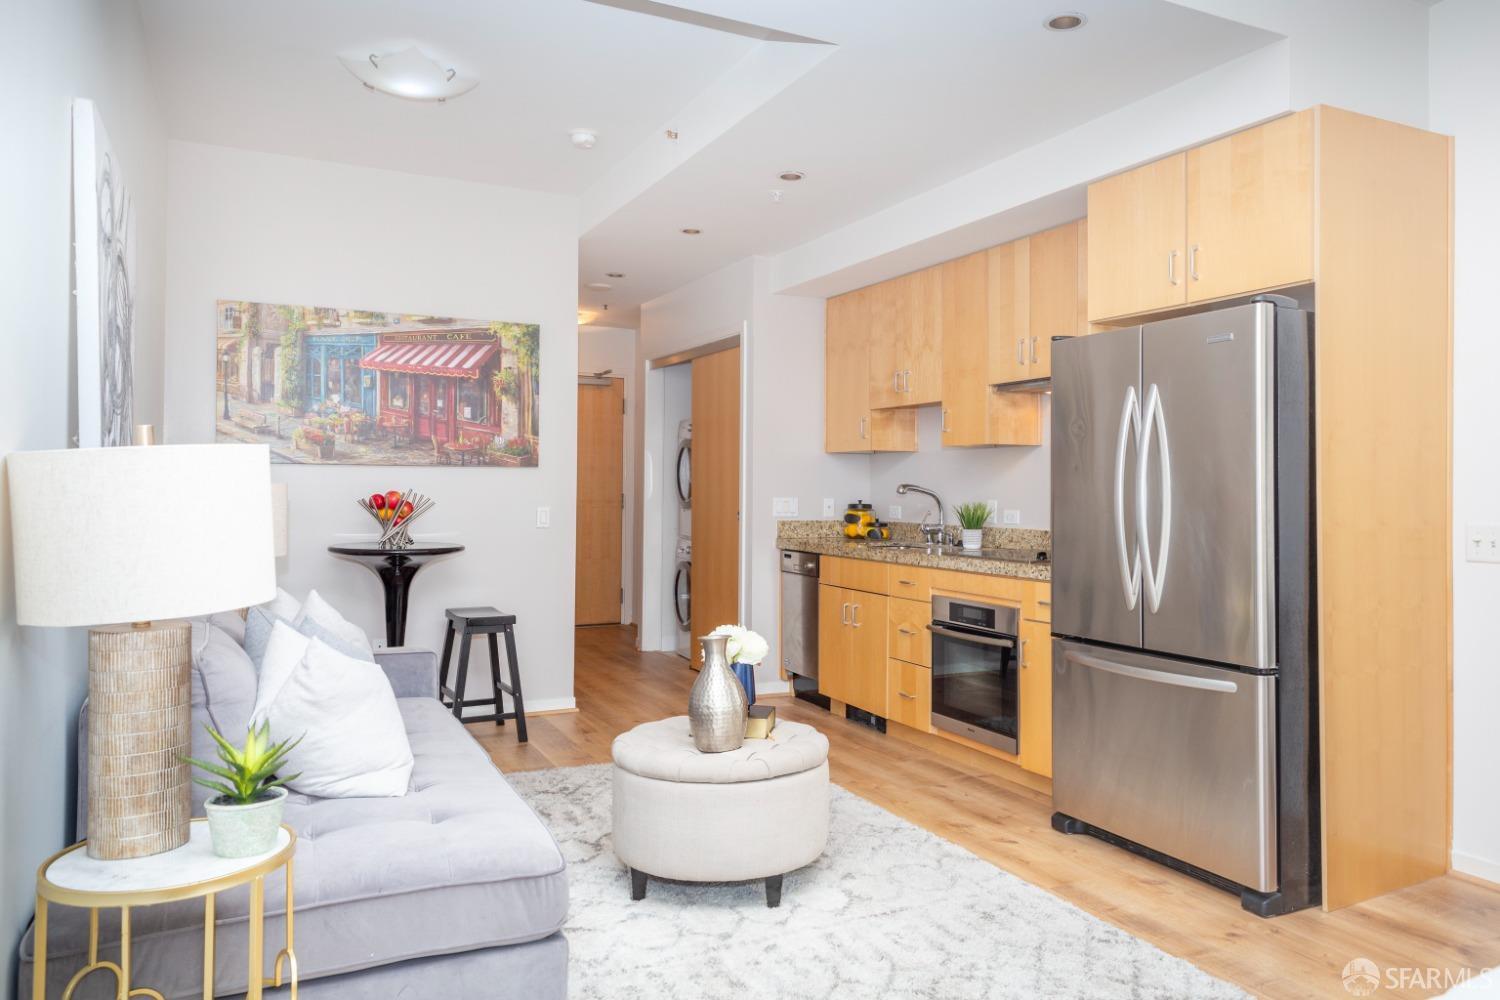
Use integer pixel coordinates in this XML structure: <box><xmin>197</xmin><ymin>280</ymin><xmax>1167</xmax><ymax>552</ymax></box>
<box><xmin>508</xmin><ymin>763</ymin><xmax>1246</xmax><ymax>1000</ymax></box>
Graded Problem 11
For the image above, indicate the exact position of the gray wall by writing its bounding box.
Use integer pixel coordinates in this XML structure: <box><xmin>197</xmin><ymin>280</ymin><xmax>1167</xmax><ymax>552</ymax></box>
<box><xmin>0</xmin><ymin>1</ymin><xmax>166</xmax><ymax>994</ymax></box>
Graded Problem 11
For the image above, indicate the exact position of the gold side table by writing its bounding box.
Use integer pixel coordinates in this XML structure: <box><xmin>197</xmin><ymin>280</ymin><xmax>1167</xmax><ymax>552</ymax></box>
<box><xmin>33</xmin><ymin>819</ymin><xmax>297</xmax><ymax>1000</ymax></box>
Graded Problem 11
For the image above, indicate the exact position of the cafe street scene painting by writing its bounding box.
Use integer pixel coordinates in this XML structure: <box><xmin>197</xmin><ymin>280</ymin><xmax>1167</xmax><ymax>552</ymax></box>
<box><xmin>214</xmin><ymin>301</ymin><xmax>540</xmax><ymax>466</ymax></box>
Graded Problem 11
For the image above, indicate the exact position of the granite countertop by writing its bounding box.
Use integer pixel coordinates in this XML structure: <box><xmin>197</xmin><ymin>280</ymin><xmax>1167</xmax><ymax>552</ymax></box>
<box><xmin>775</xmin><ymin>520</ymin><xmax>1051</xmax><ymax>582</ymax></box>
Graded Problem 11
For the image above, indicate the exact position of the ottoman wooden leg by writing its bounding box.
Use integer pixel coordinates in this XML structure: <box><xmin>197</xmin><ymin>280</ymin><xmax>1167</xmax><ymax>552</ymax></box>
<box><xmin>766</xmin><ymin>874</ymin><xmax>783</xmax><ymax>908</ymax></box>
<box><xmin>630</xmin><ymin>868</ymin><xmax>647</xmax><ymax>901</ymax></box>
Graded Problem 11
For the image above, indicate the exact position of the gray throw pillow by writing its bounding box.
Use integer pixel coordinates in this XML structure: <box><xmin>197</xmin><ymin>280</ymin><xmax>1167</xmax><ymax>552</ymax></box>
<box><xmin>190</xmin><ymin>620</ymin><xmax>258</xmax><ymax>740</ymax></box>
<box><xmin>245</xmin><ymin>603</ymin><xmax>373</xmax><ymax>667</ymax></box>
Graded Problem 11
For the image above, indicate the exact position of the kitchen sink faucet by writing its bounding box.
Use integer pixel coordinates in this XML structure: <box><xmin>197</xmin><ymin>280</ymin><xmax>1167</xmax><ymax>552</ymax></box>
<box><xmin>896</xmin><ymin>483</ymin><xmax>953</xmax><ymax>546</ymax></box>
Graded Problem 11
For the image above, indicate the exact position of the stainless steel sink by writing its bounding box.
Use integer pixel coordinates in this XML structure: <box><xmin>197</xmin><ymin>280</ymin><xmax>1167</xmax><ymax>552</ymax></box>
<box><xmin>864</xmin><ymin>541</ymin><xmax>1047</xmax><ymax>563</ymax></box>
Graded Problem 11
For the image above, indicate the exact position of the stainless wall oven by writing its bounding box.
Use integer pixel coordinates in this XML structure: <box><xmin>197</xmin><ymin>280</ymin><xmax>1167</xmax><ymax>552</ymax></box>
<box><xmin>927</xmin><ymin>595</ymin><xmax>1021</xmax><ymax>753</ymax></box>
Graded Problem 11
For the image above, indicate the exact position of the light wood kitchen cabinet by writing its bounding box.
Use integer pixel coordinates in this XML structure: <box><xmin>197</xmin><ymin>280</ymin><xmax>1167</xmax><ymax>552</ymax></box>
<box><xmin>887</xmin><ymin>658</ymin><xmax>932</xmax><ymax>732</ymax></box>
<box><xmin>1017</xmin><ymin>618</ymin><xmax>1052</xmax><ymax>778</ymax></box>
<box><xmin>1087</xmin><ymin>153</ymin><xmax>1187</xmax><ymax>321</ymax></box>
<box><xmin>817</xmin><ymin>582</ymin><xmax>889</xmax><ymax>717</ymax></box>
<box><xmin>887</xmin><ymin>597</ymin><xmax>930</xmax><ymax>667</ymax></box>
<box><xmin>1026</xmin><ymin>219</ymin><xmax>1088</xmax><ymax>379</ymax></box>
<box><xmin>824</xmin><ymin>287</ymin><xmax>916</xmax><ymax>454</ymax></box>
<box><xmin>1185</xmin><ymin>110</ymin><xmax>1314</xmax><ymax>303</ymax></box>
<box><xmin>941</xmin><ymin>251</ymin><xmax>1042</xmax><ymax>447</ymax></box>
<box><xmin>985</xmin><ymin>238</ymin><xmax>1030</xmax><ymax>386</ymax></box>
<box><xmin>870</xmin><ymin>268</ymin><xmax>942</xmax><ymax>408</ymax></box>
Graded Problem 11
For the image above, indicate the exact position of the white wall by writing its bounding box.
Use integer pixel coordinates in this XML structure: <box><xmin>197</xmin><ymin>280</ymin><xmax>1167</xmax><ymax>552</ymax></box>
<box><xmin>0</xmin><ymin>0</ymin><xmax>165</xmax><ymax>988</ymax></box>
<box><xmin>163</xmin><ymin>141</ymin><xmax>579</xmax><ymax>712</ymax></box>
<box><xmin>579</xmin><ymin>325</ymin><xmax>638</xmax><ymax>625</ymax></box>
<box><xmin>1430</xmin><ymin>0</ymin><xmax>1500</xmax><ymax>884</ymax></box>
<box><xmin>868</xmin><ymin>403</ymin><xmax>1052</xmax><ymax>529</ymax></box>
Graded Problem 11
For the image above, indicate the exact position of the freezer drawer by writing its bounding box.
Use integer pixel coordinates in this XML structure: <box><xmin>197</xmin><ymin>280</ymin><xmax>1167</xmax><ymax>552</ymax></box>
<box><xmin>1052</xmin><ymin>640</ymin><xmax>1277</xmax><ymax>891</ymax></box>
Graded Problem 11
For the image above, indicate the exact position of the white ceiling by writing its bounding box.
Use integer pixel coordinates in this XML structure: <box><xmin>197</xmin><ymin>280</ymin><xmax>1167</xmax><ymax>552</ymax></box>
<box><xmin>136</xmin><ymin>0</ymin><xmax>1281</xmax><ymax>328</ymax></box>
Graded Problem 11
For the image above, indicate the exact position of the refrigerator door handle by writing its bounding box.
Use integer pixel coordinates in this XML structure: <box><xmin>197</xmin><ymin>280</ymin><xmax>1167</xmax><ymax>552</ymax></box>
<box><xmin>1137</xmin><ymin>383</ymin><xmax>1173</xmax><ymax>614</ymax></box>
<box><xmin>1113</xmin><ymin>385</ymin><xmax>1142</xmax><ymax>610</ymax></box>
<box><xmin>1066</xmin><ymin>649</ymin><xmax>1239</xmax><ymax>693</ymax></box>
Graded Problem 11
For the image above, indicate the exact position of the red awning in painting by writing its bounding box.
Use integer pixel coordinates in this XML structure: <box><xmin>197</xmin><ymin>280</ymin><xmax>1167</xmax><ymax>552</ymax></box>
<box><xmin>359</xmin><ymin>341</ymin><xmax>499</xmax><ymax>379</ymax></box>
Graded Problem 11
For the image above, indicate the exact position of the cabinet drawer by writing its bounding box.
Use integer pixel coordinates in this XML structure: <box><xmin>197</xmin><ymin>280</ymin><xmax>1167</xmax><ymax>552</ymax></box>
<box><xmin>887</xmin><ymin>659</ymin><xmax>932</xmax><ymax>732</ymax></box>
<box><xmin>886</xmin><ymin>564</ymin><xmax>938</xmax><ymax>600</ymax></box>
<box><xmin>887</xmin><ymin>598</ymin><xmax>930</xmax><ymax>667</ymax></box>
<box><xmin>932</xmin><ymin>570</ymin><xmax>1028</xmax><ymax>606</ymax></box>
<box><xmin>1024</xmin><ymin>582</ymin><xmax>1052</xmax><ymax>624</ymax></box>
<box><xmin>821</xmin><ymin>555</ymin><xmax>888</xmax><ymax>595</ymax></box>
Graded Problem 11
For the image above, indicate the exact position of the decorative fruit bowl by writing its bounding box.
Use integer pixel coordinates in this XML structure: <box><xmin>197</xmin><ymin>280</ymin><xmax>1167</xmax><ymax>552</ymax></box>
<box><xmin>357</xmin><ymin>489</ymin><xmax>434</xmax><ymax>550</ymax></box>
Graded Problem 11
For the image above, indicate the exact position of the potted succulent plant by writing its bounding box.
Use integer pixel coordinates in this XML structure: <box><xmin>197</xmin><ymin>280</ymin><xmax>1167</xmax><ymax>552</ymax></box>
<box><xmin>184</xmin><ymin>721</ymin><xmax>301</xmax><ymax>858</ymax></box>
<box><xmin>955</xmin><ymin>501</ymin><xmax>991</xmax><ymax>551</ymax></box>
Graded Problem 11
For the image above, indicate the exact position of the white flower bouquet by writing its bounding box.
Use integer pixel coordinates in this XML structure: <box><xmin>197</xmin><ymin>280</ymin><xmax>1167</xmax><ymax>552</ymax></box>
<box><xmin>709</xmin><ymin>624</ymin><xmax>770</xmax><ymax>666</ymax></box>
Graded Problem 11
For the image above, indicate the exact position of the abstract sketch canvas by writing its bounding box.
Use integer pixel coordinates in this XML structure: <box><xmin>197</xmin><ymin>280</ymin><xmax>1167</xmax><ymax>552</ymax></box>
<box><xmin>72</xmin><ymin>99</ymin><xmax>135</xmax><ymax>448</ymax></box>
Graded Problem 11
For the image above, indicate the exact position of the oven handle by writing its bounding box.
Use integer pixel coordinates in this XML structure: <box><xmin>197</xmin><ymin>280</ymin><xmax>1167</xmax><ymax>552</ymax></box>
<box><xmin>926</xmin><ymin>622</ymin><xmax>1015</xmax><ymax>650</ymax></box>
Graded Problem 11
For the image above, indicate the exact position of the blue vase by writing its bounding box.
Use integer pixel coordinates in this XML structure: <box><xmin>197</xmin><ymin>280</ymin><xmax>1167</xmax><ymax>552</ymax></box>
<box><xmin>730</xmin><ymin>662</ymin><xmax>757</xmax><ymax>705</ymax></box>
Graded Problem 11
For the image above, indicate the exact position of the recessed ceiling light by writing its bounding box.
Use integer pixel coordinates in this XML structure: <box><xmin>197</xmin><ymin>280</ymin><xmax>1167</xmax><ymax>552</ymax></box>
<box><xmin>605</xmin><ymin>272</ymin><xmax>625</xmax><ymax>279</ymax></box>
<box><xmin>1045</xmin><ymin>12</ymin><xmax>1087</xmax><ymax>30</ymax></box>
<box><xmin>681</xmin><ymin>228</ymin><xmax>701</xmax><ymax>235</ymax></box>
<box><xmin>570</xmin><ymin>129</ymin><xmax>597</xmax><ymax>150</ymax></box>
<box><xmin>586</xmin><ymin>282</ymin><xmax>613</xmax><ymax>290</ymax></box>
<box><xmin>778</xmin><ymin>170</ymin><xmax>805</xmax><ymax>182</ymax></box>
<box><xmin>339</xmin><ymin>46</ymin><xmax>477</xmax><ymax>102</ymax></box>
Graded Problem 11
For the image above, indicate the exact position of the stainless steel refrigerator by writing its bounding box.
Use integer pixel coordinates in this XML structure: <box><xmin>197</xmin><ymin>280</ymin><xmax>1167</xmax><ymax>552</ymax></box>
<box><xmin>1049</xmin><ymin>297</ymin><xmax>1319</xmax><ymax>916</ymax></box>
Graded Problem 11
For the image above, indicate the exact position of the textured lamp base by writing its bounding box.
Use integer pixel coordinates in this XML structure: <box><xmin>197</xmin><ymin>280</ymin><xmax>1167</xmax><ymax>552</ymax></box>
<box><xmin>87</xmin><ymin>621</ymin><xmax>192</xmax><ymax>860</ymax></box>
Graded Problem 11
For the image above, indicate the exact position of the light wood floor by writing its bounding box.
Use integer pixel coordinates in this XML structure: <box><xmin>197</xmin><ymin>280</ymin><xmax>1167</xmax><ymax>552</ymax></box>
<box><xmin>469</xmin><ymin>625</ymin><xmax>1500</xmax><ymax>1000</ymax></box>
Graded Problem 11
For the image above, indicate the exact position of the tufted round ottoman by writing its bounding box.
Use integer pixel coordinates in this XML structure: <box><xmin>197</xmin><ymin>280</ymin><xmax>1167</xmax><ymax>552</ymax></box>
<box><xmin>610</xmin><ymin>716</ymin><xmax>830</xmax><ymax>907</ymax></box>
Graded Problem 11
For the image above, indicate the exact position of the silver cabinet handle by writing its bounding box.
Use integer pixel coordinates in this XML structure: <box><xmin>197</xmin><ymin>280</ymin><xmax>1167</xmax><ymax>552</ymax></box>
<box><xmin>1113</xmin><ymin>384</ymin><xmax>1142</xmax><ymax>610</ymax></box>
<box><xmin>859</xmin><ymin>416</ymin><xmax>867</xmax><ymax>440</ymax></box>
<box><xmin>897</xmin><ymin>691</ymin><xmax>917</xmax><ymax>700</ymax></box>
<box><xmin>897</xmin><ymin>626</ymin><xmax>916</xmax><ymax>636</ymax></box>
<box><xmin>841</xmin><ymin>602</ymin><xmax>850</xmax><ymax>626</ymax></box>
<box><xmin>904</xmin><ymin>369</ymin><xmax>913</xmax><ymax>393</ymax></box>
<box><xmin>1168</xmin><ymin>249</ymin><xmax>1179</xmax><ymax>286</ymax></box>
<box><xmin>893</xmin><ymin>371</ymin><xmax>901</xmax><ymax>393</ymax></box>
<box><xmin>1017</xmin><ymin>338</ymin><xmax>1025</xmax><ymax>364</ymax></box>
<box><xmin>851</xmin><ymin>603</ymin><xmax>862</xmax><ymax>628</ymax></box>
<box><xmin>941</xmin><ymin>408</ymin><xmax>949</xmax><ymax>432</ymax></box>
<box><xmin>1030</xmin><ymin>336</ymin><xmax>1038</xmax><ymax>365</ymax></box>
<box><xmin>1038</xmin><ymin>599</ymin><xmax>1051</xmax><ymax>607</ymax></box>
<box><xmin>1189</xmin><ymin>244</ymin><xmax>1200</xmax><ymax>281</ymax></box>
<box><xmin>1020</xmin><ymin>637</ymin><xmax>1027</xmax><ymax>668</ymax></box>
<box><xmin>1137</xmin><ymin>383</ymin><xmax>1173</xmax><ymax>614</ymax></box>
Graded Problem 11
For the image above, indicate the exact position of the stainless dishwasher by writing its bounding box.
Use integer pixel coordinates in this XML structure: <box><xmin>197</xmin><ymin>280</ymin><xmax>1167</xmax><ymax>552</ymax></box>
<box><xmin>779</xmin><ymin>550</ymin><xmax>819</xmax><ymax>680</ymax></box>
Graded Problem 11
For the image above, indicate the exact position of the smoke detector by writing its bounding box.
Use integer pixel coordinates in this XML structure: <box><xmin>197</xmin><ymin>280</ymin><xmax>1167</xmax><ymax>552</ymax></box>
<box><xmin>570</xmin><ymin>129</ymin><xmax>598</xmax><ymax>150</ymax></box>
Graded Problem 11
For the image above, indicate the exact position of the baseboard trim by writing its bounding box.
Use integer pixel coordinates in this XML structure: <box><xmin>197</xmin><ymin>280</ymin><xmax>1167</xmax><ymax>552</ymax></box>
<box><xmin>520</xmin><ymin>697</ymin><xmax>577</xmax><ymax>715</ymax></box>
<box><xmin>1452</xmin><ymin>852</ymin><xmax>1500</xmax><ymax>888</ymax></box>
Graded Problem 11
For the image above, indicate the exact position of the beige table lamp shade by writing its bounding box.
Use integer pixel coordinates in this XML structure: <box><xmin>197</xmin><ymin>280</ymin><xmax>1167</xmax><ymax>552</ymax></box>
<box><xmin>7</xmin><ymin>443</ymin><xmax>276</xmax><ymax>625</ymax></box>
<box><xmin>7</xmin><ymin>443</ymin><xmax>276</xmax><ymax>859</ymax></box>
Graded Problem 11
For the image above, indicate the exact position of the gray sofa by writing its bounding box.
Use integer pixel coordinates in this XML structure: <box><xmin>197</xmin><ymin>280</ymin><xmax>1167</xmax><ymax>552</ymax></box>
<box><xmin>18</xmin><ymin>620</ymin><xmax>569</xmax><ymax>998</ymax></box>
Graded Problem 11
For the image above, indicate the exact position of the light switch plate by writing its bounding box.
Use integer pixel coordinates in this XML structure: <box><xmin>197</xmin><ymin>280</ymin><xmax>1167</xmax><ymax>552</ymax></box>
<box><xmin>536</xmin><ymin>506</ymin><xmax>551</xmax><ymax>528</ymax></box>
<box><xmin>822</xmin><ymin>497</ymin><xmax>836</xmax><ymax>518</ymax></box>
<box><xmin>1466</xmin><ymin>523</ymin><xmax>1500</xmax><ymax>563</ymax></box>
<box><xmin>772</xmin><ymin>497</ymin><xmax>799</xmax><ymax>518</ymax></box>
<box><xmin>889</xmin><ymin>504</ymin><xmax>902</xmax><ymax>520</ymax></box>
<box><xmin>1002</xmin><ymin>509</ymin><xmax>1021</xmax><ymax>525</ymax></box>
<box><xmin>985</xmin><ymin>500</ymin><xmax>999</xmax><ymax>524</ymax></box>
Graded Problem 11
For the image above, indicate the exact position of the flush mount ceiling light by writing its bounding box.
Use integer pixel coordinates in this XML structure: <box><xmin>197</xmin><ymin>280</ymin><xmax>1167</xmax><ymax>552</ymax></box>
<box><xmin>586</xmin><ymin>282</ymin><xmax>613</xmax><ymax>290</ymax></box>
<box><xmin>570</xmin><ymin>129</ymin><xmax>598</xmax><ymax>150</ymax></box>
<box><xmin>778</xmin><ymin>170</ymin><xmax>805</xmax><ymax>182</ymax></box>
<box><xmin>1044</xmin><ymin>12</ymin><xmax>1087</xmax><ymax>30</ymax></box>
<box><xmin>681</xmin><ymin>228</ymin><xmax>702</xmax><ymax>235</ymax></box>
<box><xmin>339</xmin><ymin>46</ymin><xmax>478</xmax><ymax>102</ymax></box>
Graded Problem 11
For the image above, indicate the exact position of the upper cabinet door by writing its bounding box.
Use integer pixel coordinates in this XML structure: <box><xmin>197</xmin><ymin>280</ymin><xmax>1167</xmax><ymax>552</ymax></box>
<box><xmin>986</xmin><ymin>238</ymin><xmax>1030</xmax><ymax>386</ymax></box>
<box><xmin>1185</xmin><ymin>111</ymin><xmax>1314</xmax><ymax>303</ymax></box>
<box><xmin>941</xmin><ymin>253</ymin><xmax>991</xmax><ymax>446</ymax></box>
<box><xmin>867</xmin><ymin>279</ymin><xmax>903</xmax><ymax>408</ymax></box>
<box><xmin>1028</xmin><ymin>219</ymin><xmax>1087</xmax><ymax>380</ymax></box>
<box><xmin>825</xmin><ymin>290</ymin><xmax>873</xmax><ymax>453</ymax></box>
<box><xmin>1087</xmin><ymin>153</ymin><xmax>1187</xmax><ymax>322</ymax></box>
<box><xmin>902</xmin><ymin>267</ymin><xmax>943</xmax><ymax>405</ymax></box>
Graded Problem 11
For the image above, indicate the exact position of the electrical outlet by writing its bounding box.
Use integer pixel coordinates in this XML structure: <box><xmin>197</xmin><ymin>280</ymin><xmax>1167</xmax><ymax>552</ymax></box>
<box><xmin>536</xmin><ymin>506</ymin><xmax>551</xmax><ymax>528</ymax></box>
<box><xmin>1466</xmin><ymin>523</ymin><xmax>1500</xmax><ymax>563</ymax></box>
<box><xmin>985</xmin><ymin>499</ymin><xmax>999</xmax><ymax>524</ymax></box>
<box><xmin>889</xmin><ymin>504</ymin><xmax>902</xmax><ymax>520</ymax></box>
<box><xmin>1002</xmin><ymin>509</ymin><xmax>1021</xmax><ymax>525</ymax></box>
<box><xmin>772</xmin><ymin>497</ymin><xmax>799</xmax><ymax>518</ymax></box>
<box><xmin>822</xmin><ymin>498</ymin><xmax>836</xmax><ymax>518</ymax></box>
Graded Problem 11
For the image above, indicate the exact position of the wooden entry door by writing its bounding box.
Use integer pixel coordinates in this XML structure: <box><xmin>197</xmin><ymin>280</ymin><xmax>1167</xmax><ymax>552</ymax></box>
<box><xmin>576</xmin><ymin>378</ymin><xmax>625</xmax><ymax>625</ymax></box>
<box><xmin>689</xmin><ymin>347</ymin><xmax>740</xmax><ymax>667</ymax></box>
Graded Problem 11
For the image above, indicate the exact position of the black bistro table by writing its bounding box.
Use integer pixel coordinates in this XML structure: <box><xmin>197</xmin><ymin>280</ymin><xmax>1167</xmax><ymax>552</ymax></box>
<box><xmin>328</xmin><ymin>542</ymin><xmax>464</xmax><ymax>647</ymax></box>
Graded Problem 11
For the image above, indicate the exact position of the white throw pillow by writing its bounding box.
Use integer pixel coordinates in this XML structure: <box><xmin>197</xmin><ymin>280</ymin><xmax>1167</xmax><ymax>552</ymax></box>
<box><xmin>258</xmin><ymin>637</ymin><xmax>414</xmax><ymax>798</ymax></box>
<box><xmin>250</xmin><ymin>621</ymin><xmax>312</xmax><ymax>725</ymax></box>
<box><xmin>294</xmin><ymin>589</ymin><xmax>374</xmax><ymax>658</ymax></box>
<box><xmin>266</xmin><ymin>587</ymin><xmax>302</xmax><ymax>623</ymax></box>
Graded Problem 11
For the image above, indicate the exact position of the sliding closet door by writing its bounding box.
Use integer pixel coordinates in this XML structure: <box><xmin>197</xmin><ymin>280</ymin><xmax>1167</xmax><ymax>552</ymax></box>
<box><xmin>689</xmin><ymin>347</ymin><xmax>741</xmax><ymax>667</ymax></box>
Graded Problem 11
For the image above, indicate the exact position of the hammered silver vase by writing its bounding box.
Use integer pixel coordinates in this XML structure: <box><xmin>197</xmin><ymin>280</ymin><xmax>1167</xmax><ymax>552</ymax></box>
<box><xmin>688</xmin><ymin>634</ymin><xmax>748</xmax><ymax>753</ymax></box>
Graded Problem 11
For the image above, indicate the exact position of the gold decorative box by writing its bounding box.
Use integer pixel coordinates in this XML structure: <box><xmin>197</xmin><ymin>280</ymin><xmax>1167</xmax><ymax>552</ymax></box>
<box><xmin>745</xmin><ymin>704</ymin><xmax>776</xmax><ymax>740</ymax></box>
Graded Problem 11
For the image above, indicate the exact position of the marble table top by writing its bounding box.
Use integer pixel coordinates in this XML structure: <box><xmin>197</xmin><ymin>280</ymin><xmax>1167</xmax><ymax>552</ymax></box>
<box><xmin>45</xmin><ymin>822</ymin><xmax>291</xmax><ymax>895</ymax></box>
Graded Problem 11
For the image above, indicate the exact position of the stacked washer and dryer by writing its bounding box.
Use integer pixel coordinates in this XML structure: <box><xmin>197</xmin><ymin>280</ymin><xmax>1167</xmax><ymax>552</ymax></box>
<box><xmin>672</xmin><ymin>419</ymin><xmax>692</xmax><ymax>659</ymax></box>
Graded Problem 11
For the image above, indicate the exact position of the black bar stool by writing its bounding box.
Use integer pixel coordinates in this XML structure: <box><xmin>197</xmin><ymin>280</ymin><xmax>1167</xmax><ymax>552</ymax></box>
<box><xmin>439</xmin><ymin>606</ymin><xmax>527</xmax><ymax>742</ymax></box>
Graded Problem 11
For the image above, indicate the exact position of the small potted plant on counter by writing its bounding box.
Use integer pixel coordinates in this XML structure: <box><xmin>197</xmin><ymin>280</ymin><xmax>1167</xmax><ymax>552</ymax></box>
<box><xmin>956</xmin><ymin>501</ymin><xmax>991</xmax><ymax>551</ymax></box>
<box><xmin>184</xmin><ymin>721</ymin><xmax>301</xmax><ymax>858</ymax></box>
